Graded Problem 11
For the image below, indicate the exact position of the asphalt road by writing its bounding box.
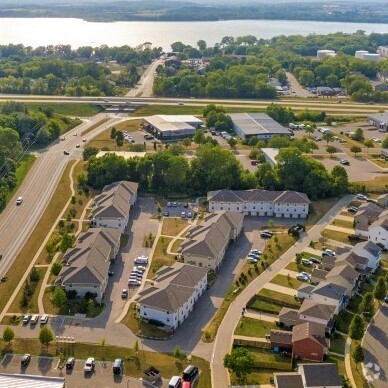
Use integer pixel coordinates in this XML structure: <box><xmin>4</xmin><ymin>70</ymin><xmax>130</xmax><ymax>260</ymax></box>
<box><xmin>0</xmin><ymin>113</ymin><xmax>125</xmax><ymax>283</ymax></box>
<box><xmin>286</xmin><ymin>72</ymin><xmax>313</xmax><ymax>98</ymax></box>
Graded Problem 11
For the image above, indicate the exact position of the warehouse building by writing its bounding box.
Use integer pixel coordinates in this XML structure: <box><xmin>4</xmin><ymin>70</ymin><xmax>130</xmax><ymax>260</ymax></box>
<box><xmin>230</xmin><ymin>113</ymin><xmax>290</xmax><ymax>140</ymax></box>
<box><xmin>143</xmin><ymin>115</ymin><xmax>203</xmax><ymax>141</ymax></box>
<box><xmin>367</xmin><ymin>112</ymin><xmax>388</xmax><ymax>132</ymax></box>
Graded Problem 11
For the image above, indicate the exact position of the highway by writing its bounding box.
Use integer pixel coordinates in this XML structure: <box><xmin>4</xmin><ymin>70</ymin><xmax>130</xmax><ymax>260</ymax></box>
<box><xmin>0</xmin><ymin>113</ymin><xmax>125</xmax><ymax>281</ymax></box>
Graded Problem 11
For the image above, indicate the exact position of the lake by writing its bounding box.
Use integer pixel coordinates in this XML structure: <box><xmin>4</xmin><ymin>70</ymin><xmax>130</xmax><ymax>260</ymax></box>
<box><xmin>0</xmin><ymin>18</ymin><xmax>387</xmax><ymax>50</ymax></box>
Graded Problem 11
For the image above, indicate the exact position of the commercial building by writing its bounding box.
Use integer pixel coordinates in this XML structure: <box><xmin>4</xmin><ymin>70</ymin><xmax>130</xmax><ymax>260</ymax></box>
<box><xmin>316</xmin><ymin>86</ymin><xmax>336</xmax><ymax>96</ymax></box>
<box><xmin>0</xmin><ymin>374</ymin><xmax>65</xmax><ymax>388</ymax></box>
<box><xmin>180</xmin><ymin>211</ymin><xmax>244</xmax><ymax>271</ymax></box>
<box><xmin>355</xmin><ymin>50</ymin><xmax>369</xmax><ymax>59</ymax></box>
<box><xmin>229</xmin><ymin>113</ymin><xmax>290</xmax><ymax>140</ymax></box>
<box><xmin>208</xmin><ymin>189</ymin><xmax>310</xmax><ymax>218</ymax></box>
<box><xmin>362</xmin><ymin>53</ymin><xmax>380</xmax><ymax>61</ymax></box>
<box><xmin>96</xmin><ymin>151</ymin><xmax>146</xmax><ymax>159</ymax></box>
<box><xmin>55</xmin><ymin>228</ymin><xmax>121</xmax><ymax>302</ymax></box>
<box><xmin>137</xmin><ymin>263</ymin><xmax>208</xmax><ymax>330</ymax></box>
<box><xmin>261</xmin><ymin>148</ymin><xmax>279</xmax><ymax>168</ymax></box>
<box><xmin>143</xmin><ymin>115</ymin><xmax>203</xmax><ymax>141</ymax></box>
<box><xmin>367</xmin><ymin>112</ymin><xmax>388</xmax><ymax>132</ymax></box>
<box><xmin>91</xmin><ymin>181</ymin><xmax>138</xmax><ymax>232</ymax></box>
<box><xmin>317</xmin><ymin>49</ymin><xmax>336</xmax><ymax>58</ymax></box>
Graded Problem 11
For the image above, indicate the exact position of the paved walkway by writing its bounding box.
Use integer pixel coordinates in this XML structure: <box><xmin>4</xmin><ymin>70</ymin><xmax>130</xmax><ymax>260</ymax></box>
<box><xmin>335</xmin><ymin>215</ymin><xmax>354</xmax><ymax>222</ymax></box>
<box><xmin>303</xmin><ymin>246</ymin><xmax>324</xmax><ymax>256</ymax></box>
<box><xmin>279</xmin><ymin>269</ymin><xmax>300</xmax><ymax>278</ymax></box>
<box><xmin>210</xmin><ymin>195</ymin><xmax>354</xmax><ymax>388</ymax></box>
<box><xmin>233</xmin><ymin>334</ymin><xmax>269</xmax><ymax>343</ymax></box>
<box><xmin>166</xmin><ymin>220</ymin><xmax>196</xmax><ymax>255</ymax></box>
<box><xmin>325</xmin><ymin>224</ymin><xmax>355</xmax><ymax>234</ymax></box>
<box><xmin>264</xmin><ymin>282</ymin><xmax>297</xmax><ymax>296</ymax></box>
<box><xmin>245</xmin><ymin>310</ymin><xmax>278</xmax><ymax>323</ymax></box>
<box><xmin>345</xmin><ymin>337</ymin><xmax>357</xmax><ymax>388</ymax></box>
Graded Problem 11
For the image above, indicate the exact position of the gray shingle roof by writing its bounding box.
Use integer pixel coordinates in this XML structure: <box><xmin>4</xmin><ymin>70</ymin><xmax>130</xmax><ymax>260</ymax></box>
<box><xmin>312</xmin><ymin>282</ymin><xmax>347</xmax><ymax>301</ymax></box>
<box><xmin>327</xmin><ymin>264</ymin><xmax>360</xmax><ymax>284</ymax></box>
<box><xmin>299</xmin><ymin>363</ymin><xmax>342</xmax><ymax>387</ymax></box>
<box><xmin>298</xmin><ymin>300</ymin><xmax>336</xmax><ymax>321</ymax></box>
<box><xmin>274</xmin><ymin>373</ymin><xmax>304</xmax><ymax>388</ymax></box>
<box><xmin>357</xmin><ymin>240</ymin><xmax>382</xmax><ymax>257</ymax></box>
<box><xmin>208</xmin><ymin>189</ymin><xmax>310</xmax><ymax>204</ymax></box>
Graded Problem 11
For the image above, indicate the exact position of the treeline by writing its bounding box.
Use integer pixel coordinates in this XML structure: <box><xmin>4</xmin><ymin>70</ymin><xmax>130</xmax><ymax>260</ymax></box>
<box><xmin>0</xmin><ymin>101</ymin><xmax>79</xmax><ymax>211</ymax></box>
<box><xmin>85</xmin><ymin>143</ymin><xmax>351</xmax><ymax>201</ymax></box>
<box><xmin>0</xmin><ymin>44</ymin><xmax>162</xmax><ymax>96</ymax></box>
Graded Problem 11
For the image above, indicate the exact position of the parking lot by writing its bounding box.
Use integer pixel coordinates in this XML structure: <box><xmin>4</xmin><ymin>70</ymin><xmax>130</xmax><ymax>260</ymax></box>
<box><xmin>0</xmin><ymin>354</ymin><xmax>169</xmax><ymax>387</ymax></box>
<box><xmin>162</xmin><ymin>201</ymin><xmax>196</xmax><ymax>219</ymax></box>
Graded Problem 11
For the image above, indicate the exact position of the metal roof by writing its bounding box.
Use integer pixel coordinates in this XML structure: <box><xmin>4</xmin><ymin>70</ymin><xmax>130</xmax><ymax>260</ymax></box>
<box><xmin>230</xmin><ymin>113</ymin><xmax>289</xmax><ymax>136</ymax></box>
<box><xmin>0</xmin><ymin>374</ymin><xmax>64</xmax><ymax>388</ymax></box>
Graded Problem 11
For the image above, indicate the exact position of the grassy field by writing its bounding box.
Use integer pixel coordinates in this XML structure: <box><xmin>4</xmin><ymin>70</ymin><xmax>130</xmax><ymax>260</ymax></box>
<box><xmin>249</xmin><ymin>299</ymin><xmax>283</xmax><ymax>314</ymax></box>
<box><xmin>285</xmin><ymin>260</ymin><xmax>312</xmax><ymax>274</ymax></box>
<box><xmin>147</xmin><ymin>237</ymin><xmax>175</xmax><ymax>279</ymax></box>
<box><xmin>171</xmin><ymin>238</ymin><xmax>184</xmax><ymax>253</ymax></box>
<box><xmin>330</xmin><ymin>333</ymin><xmax>346</xmax><ymax>355</ymax></box>
<box><xmin>367</xmin><ymin>157</ymin><xmax>388</xmax><ymax>168</ymax></box>
<box><xmin>246</xmin><ymin>346</ymin><xmax>291</xmax><ymax>365</ymax></box>
<box><xmin>257</xmin><ymin>288</ymin><xmax>301</xmax><ymax>307</ymax></box>
<box><xmin>161</xmin><ymin>218</ymin><xmax>188</xmax><ymax>236</ymax></box>
<box><xmin>8</xmin><ymin>267</ymin><xmax>47</xmax><ymax>314</ymax></box>
<box><xmin>321</xmin><ymin>229</ymin><xmax>356</xmax><ymax>245</ymax></box>
<box><xmin>357</xmin><ymin>175</ymin><xmax>388</xmax><ymax>192</ymax></box>
<box><xmin>0</xmin><ymin>338</ymin><xmax>211</xmax><ymax>388</ymax></box>
<box><xmin>6</xmin><ymin>155</ymin><xmax>36</xmax><ymax>203</ymax></box>
<box><xmin>203</xmin><ymin>234</ymin><xmax>295</xmax><ymax>343</ymax></box>
<box><xmin>306</xmin><ymin>198</ymin><xmax>337</xmax><ymax>230</ymax></box>
<box><xmin>234</xmin><ymin>317</ymin><xmax>277</xmax><ymax>338</ymax></box>
<box><xmin>81</xmin><ymin>117</ymin><xmax>111</xmax><ymax>136</ymax></box>
<box><xmin>230</xmin><ymin>369</ymin><xmax>275</xmax><ymax>386</ymax></box>
<box><xmin>0</xmin><ymin>161</ymin><xmax>76</xmax><ymax>314</ymax></box>
<box><xmin>270</xmin><ymin>274</ymin><xmax>304</xmax><ymax>290</ymax></box>
<box><xmin>331</xmin><ymin>219</ymin><xmax>354</xmax><ymax>229</ymax></box>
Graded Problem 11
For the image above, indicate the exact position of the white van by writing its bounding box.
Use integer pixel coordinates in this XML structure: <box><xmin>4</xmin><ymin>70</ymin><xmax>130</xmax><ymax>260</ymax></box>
<box><xmin>168</xmin><ymin>376</ymin><xmax>182</xmax><ymax>388</ymax></box>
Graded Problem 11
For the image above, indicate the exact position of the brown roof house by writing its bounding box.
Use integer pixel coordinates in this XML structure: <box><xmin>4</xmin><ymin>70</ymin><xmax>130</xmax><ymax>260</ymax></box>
<box><xmin>292</xmin><ymin>322</ymin><xmax>330</xmax><ymax>362</ymax></box>
<box><xmin>180</xmin><ymin>211</ymin><xmax>244</xmax><ymax>271</ymax></box>
<box><xmin>354</xmin><ymin>202</ymin><xmax>384</xmax><ymax>238</ymax></box>
<box><xmin>207</xmin><ymin>189</ymin><xmax>310</xmax><ymax>218</ymax></box>
<box><xmin>55</xmin><ymin>228</ymin><xmax>121</xmax><ymax>303</ymax></box>
<box><xmin>137</xmin><ymin>263</ymin><xmax>208</xmax><ymax>331</ymax></box>
<box><xmin>91</xmin><ymin>181</ymin><xmax>138</xmax><ymax>232</ymax></box>
<box><xmin>325</xmin><ymin>264</ymin><xmax>360</xmax><ymax>297</ymax></box>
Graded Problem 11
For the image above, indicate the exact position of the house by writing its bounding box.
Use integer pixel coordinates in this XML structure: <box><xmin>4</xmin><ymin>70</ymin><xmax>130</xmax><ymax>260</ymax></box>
<box><xmin>316</xmin><ymin>87</ymin><xmax>336</xmax><ymax>96</ymax></box>
<box><xmin>274</xmin><ymin>363</ymin><xmax>342</xmax><ymax>388</ymax></box>
<box><xmin>298</xmin><ymin>300</ymin><xmax>336</xmax><ymax>334</ymax></box>
<box><xmin>377</xmin><ymin>193</ymin><xmax>388</xmax><ymax>208</ymax></box>
<box><xmin>55</xmin><ymin>228</ymin><xmax>121</xmax><ymax>302</ymax></box>
<box><xmin>354</xmin><ymin>202</ymin><xmax>384</xmax><ymax>238</ymax></box>
<box><xmin>143</xmin><ymin>115</ymin><xmax>202</xmax><ymax>141</ymax></box>
<box><xmin>325</xmin><ymin>264</ymin><xmax>360</xmax><ymax>296</ymax></box>
<box><xmin>180</xmin><ymin>211</ymin><xmax>244</xmax><ymax>271</ymax></box>
<box><xmin>279</xmin><ymin>308</ymin><xmax>301</xmax><ymax>328</ymax></box>
<box><xmin>292</xmin><ymin>322</ymin><xmax>329</xmax><ymax>362</ymax></box>
<box><xmin>335</xmin><ymin>251</ymin><xmax>369</xmax><ymax>277</ymax></box>
<box><xmin>91</xmin><ymin>181</ymin><xmax>138</xmax><ymax>232</ymax></box>
<box><xmin>352</xmin><ymin>240</ymin><xmax>382</xmax><ymax>273</ymax></box>
<box><xmin>321</xmin><ymin>255</ymin><xmax>336</xmax><ymax>271</ymax></box>
<box><xmin>137</xmin><ymin>263</ymin><xmax>208</xmax><ymax>331</ymax></box>
<box><xmin>229</xmin><ymin>113</ymin><xmax>291</xmax><ymax>140</ymax></box>
<box><xmin>378</xmin><ymin>46</ymin><xmax>388</xmax><ymax>58</ymax></box>
<box><xmin>367</xmin><ymin>112</ymin><xmax>388</xmax><ymax>132</ymax></box>
<box><xmin>310</xmin><ymin>268</ymin><xmax>328</xmax><ymax>285</ymax></box>
<box><xmin>208</xmin><ymin>189</ymin><xmax>310</xmax><ymax>218</ymax></box>
<box><xmin>368</xmin><ymin>212</ymin><xmax>388</xmax><ymax>249</ymax></box>
<box><xmin>270</xmin><ymin>330</ymin><xmax>293</xmax><ymax>351</ymax></box>
<box><xmin>297</xmin><ymin>284</ymin><xmax>315</xmax><ymax>300</ymax></box>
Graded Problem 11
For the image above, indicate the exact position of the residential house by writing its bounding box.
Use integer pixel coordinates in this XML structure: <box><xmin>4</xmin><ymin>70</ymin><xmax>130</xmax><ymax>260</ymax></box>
<box><xmin>292</xmin><ymin>322</ymin><xmax>330</xmax><ymax>362</ymax></box>
<box><xmin>207</xmin><ymin>189</ymin><xmax>310</xmax><ymax>218</ymax></box>
<box><xmin>321</xmin><ymin>255</ymin><xmax>336</xmax><ymax>271</ymax></box>
<box><xmin>368</xmin><ymin>213</ymin><xmax>388</xmax><ymax>249</ymax></box>
<box><xmin>180</xmin><ymin>211</ymin><xmax>244</xmax><ymax>271</ymax></box>
<box><xmin>311</xmin><ymin>268</ymin><xmax>328</xmax><ymax>285</ymax></box>
<box><xmin>377</xmin><ymin>193</ymin><xmax>388</xmax><ymax>208</ymax></box>
<box><xmin>325</xmin><ymin>264</ymin><xmax>360</xmax><ymax>297</ymax></box>
<box><xmin>352</xmin><ymin>241</ymin><xmax>382</xmax><ymax>273</ymax></box>
<box><xmin>279</xmin><ymin>308</ymin><xmax>301</xmax><ymax>329</ymax></box>
<box><xmin>137</xmin><ymin>263</ymin><xmax>208</xmax><ymax>331</ymax></box>
<box><xmin>270</xmin><ymin>330</ymin><xmax>293</xmax><ymax>351</ymax></box>
<box><xmin>55</xmin><ymin>228</ymin><xmax>121</xmax><ymax>302</ymax></box>
<box><xmin>274</xmin><ymin>363</ymin><xmax>342</xmax><ymax>388</ymax></box>
<box><xmin>297</xmin><ymin>284</ymin><xmax>315</xmax><ymax>300</ymax></box>
<box><xmin>354</xmin><ymin>202</ymin><xmax>384</xmax><ymax>238</ymax></box>
<box><xmin>91</xmin><ymin>181</ymin><xmax>138</xmax><ymax>232</ymax></box>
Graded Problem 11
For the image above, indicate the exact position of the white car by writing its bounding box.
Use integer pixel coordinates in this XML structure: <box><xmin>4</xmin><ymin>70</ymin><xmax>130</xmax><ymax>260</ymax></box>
<box><xmin>248</xmin><ymin>258</ymin><xmax>258</xmax><ymax>264</ymax></box>
<box><xmin>40</xmin><ymin>314</ymin><xmax>48</xmax><ymax>324</ymax></box>
<box><xmin>16</xmin><ymin>196</ymin><xmax>23</xmax><ymax>205</ymax></box>
<box><xmin>30</xmin><ymin>315</ymin><xmax>39</xmax><ymax>325</ymax></box>
<box><xmin>297</xmin><ymin>273</ymin><xmax>310</xmax><ymax>281</ymax></box>
<box><xmin>133</xmin><ymin>266</ymin><xmax>146</xmax><ymax>273</ymax></box>
<box><xmin>372</xmin><ymin>137</ymin><xmax>381</xmax><ymax>143</ymax></box>
<box><xmin>356</xmin><ymin>194</ymin><xmax>367</xmax><ymax>200</ymax></box>
<box><xmin>84</xmin><ymin>358</ymin><xmax>95</xmax><ymax>373</ymax></box>
<box><xmin>128</xmin><ymin>280</ymin><xmax>141</xmax><ymax>287</ymax></box>
<box><xmin>323</xmin><ymin>249</ymin><xmax>336</xmax><ymax>256</ymax></box>
<box><xmin>76</xmin><ymin>144</ymin><xmax>80</xmax><ymax>148</ymax></box>
<box><xmin>250</xmin><ymin>249</ymin><xmax>262</xmax><ymax>256</ymax></box>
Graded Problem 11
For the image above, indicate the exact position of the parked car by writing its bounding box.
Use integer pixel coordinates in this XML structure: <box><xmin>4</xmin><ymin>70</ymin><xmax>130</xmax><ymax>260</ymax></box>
<box><xmin>169</xmin><ymin>376</ymin><xmax>183</xmax><ymax>388</ymax></box>
<box><xmin>66</xmin><ymin>357</ymin><xmax>75</xmax><ymax>370</ymax></box>
<box><xmin>21</xmin><ymin>354</ymin><xmax>31</xmax><ymax>366</ymax></box>
<box><xmin>16</xmin><ymin>196</ymin><xmax>23</xmax><ymax>205</ymax></box>
<box><xmin>40</xmin><ymin>314</ymin><xmax>48</xmax><ymax>324</ymax></box>
<box><xmin>313</xmin><ymin>136</ymin><xmax>322</xmax><ymax>141</ymax></box>
<box><xmin>250</xmin><ymin>160</ymin><xmax>259</xmax><ymax>166</ymax></box>
<box><xmin>323</xmin><ymin>249</ymin><xmax>336</xmax><ymax>256</ymax></box>
<box><xmin>356</xmin><ymin>194</ymin><xmax>367</xmax><ymax>200</ymax></box>
<box><xmin>133</xmin><ymin>266</ymin><xmax>146</xmax><ymax>273</ymax></box>
<box><xmin>248</xmin><ymin>257</ymin><xmax>258</xmax><ymax>264</ymax></box>
<box><xmin>82</xmin><ymin>138</ymin><xmax>87</xmax><ymax>142</ymax></box>
<box><xmin>260</xmin><ymin>231</ymin><xmax>273</xmax><ymax>239</ymax></box>
<box><xmin>348</xmin><ymin>206</ymin><xmax>358</xmax><ymax>213</ymax></box>
<box><xmin>121</xmin><ymin>289</ymin><xmax>128</xmax><ymax>298</ymax></box>
<box><xmin>75</xmin><ymin>144</ymin><xmax>80</xmax><ymax>148</ymax></box>
<box><xmin>63</xmin><ymin>150</ymin><xmax>70</xmax><ymax>155</ymax></box>
<box><xmin>297</xmin><ymin>273</ymin><xmax>310</xmax><ymax>281</ymax></box>
<box><xmin>166</xmin><ymin>202</ymin><xmax>172</xmax><ymax>207</ymax></box>
<box><xmin>372</xmin><ymin>137</ymin><xmax>382</xmax><ymax>143</ymax></box>
<box><xmin>30</xmin><ymin>315</ymin><xmax>39</xmax><ymax>325</ymax></box>
<box><xmin>182</xmin><ymin>365</ymin><xmax>199</xmax><ymax>385</ymax></box>
<box><xmin>84</xmin><ymin>357</ymin><xmax>95</xmax><ymax>373</ymax></box>
<box><xmin>108</xmin><ymin>270</ymin><xmax>114</xmax><ymax>277</ymax></box>
<box><xmin>310</xmin><ymin>257</ymin><xmax>321</xmax><ymax>264</ymax></box>
<box><xmin>250</xmin><ymin>249</ymin><xmax>262</xmax><ymax>255</ymax></box>
<box><xmin>301</xmin><ymin>258</ymin><xmax>313</xmax><ymax>266</ymax></box>
<box><xmin>128</xmin><ymin>280</ymin><xmax>141</xmax><ymax>287</ymax></box>
<box><xmin>366</xmin><ymin>198</ymin><xmax>378</xmax><ymax>204</ymax></box>
<box><xmin>22</xmin><ymin>315</ymin><xmax>31</xmax><ymax>324</ymax></box>
<box><xmin>248</xmin><ymin>253</ymin><xmax>260</xmax><ymax>260</ymax></box>
<box><xmin>340</xmin><ymin>159</ymin><xmax>350</xmax><ymax>165</ymax></box>
<box><xmin>172</xmin><ymin>202</ymin><xmax>178</xmax><ymax>207</ymax></box>
<box><xmin>113</xmin><ymin>359</ymin><xmax>124</xmax><ymax>375</ymax></box>
<box><xmin>181</xmin><ymin>211</ymin><xmax>186</xmax><ymax>218</ymax></box>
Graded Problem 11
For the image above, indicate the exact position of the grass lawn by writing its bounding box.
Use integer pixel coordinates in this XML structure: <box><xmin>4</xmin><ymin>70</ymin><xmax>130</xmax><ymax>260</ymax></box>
<box><xmin>350</xmin><ymin>340</ymin><xmax>368</xmax><ymax>388</ymax></box>
<box><xmin>0</xmin><ymin>161</ymin><xmax>76</xmax><ymax>314</ymax></box>
<box><xmin>147</xmin><ymin>237</ymin><xmax>175</xmax><ymax>279</ymax></box>
<box><xmin>171</xmin><ymin>238</ymin><xmax>184</xmax><ymax>253</ymax></box>
<box><xmin>330</xmin><ymin>333</ymin><xmax>346</xmax><ymax>355</ymax></box>
<box><xmin>285</xmin><ymin>261</ymin><xmax>312</xmax><ymax>274</ymax></box>
<box><xmin>368</xmin><ymin>157</ymin><xmax>388</xmax><ymax>168</ymax></box>
<box><xmin>249</xmin><ymin>299</ymin><xmax>283</xmax><ymax>315</ymax></box>
<box><xmin>234</xmin><ymin>317</ymin><xmax>277</xmax><ymax>338</ymax></box>
<box><xmin>270</xmin><ymin>274</ymin><xmax>304</xmax><ymax>290</ymax></box>
<box><xmin>306</xmin><ymin>198</ymin><xmax>337</xmax><ymax>230</ymax></box>
<box><xmin>257</xmin><ymin>288</ymin><xmax>301</xmax><ymax>308</ymax></box>
<box><xmin>81</xmin><ymin>117</ymin><xmax>111</xmax><ymax>136</ymax></box>
<box><xmin>121</xmin><ymin>303</ymin><xmax>171</xmax><ymax>339</ymax></box>
<box><xmin>230</xmin><ymin>369</ymin><xmax>275</xmax><ymax>386</ymax></box>
<box><xmin>161</xmin><ymin>218</ymin><xmax>188</xmax><ymax>236</ymax></box>
<box><xmin>331</xmin><ymin>219</ymin><xmax>354</xmax><ymax>229</ymax></box>
<box><xmin>8</xmin><ymin>267</ymin><xmax>47</xmax><ymax>314</ymax></box>
<box><xmin>0</xmin><ymin>338</ymin><xmax>211</xmax><ymax>388</ymax></box>
<box><xmin>321</xmin><ymin>229</ymin><xmax>356</xmax><ymax>245</ymax></box>
<box><xmin>356</xmin><ymin>175</ymin><xmax>388</xmax><ymax>193</ymax></box>
<box><xmin>203</xmin><ymin>234</ymin><xmax>295</xmax><ymax>343</ymax></box>
<box><xmin>243</xmin><ymin>346</ymin><xmax>291</xmax><ymax>366</ymax></box>
<box><xmin>6</xmin><ymin>155</ymin><xmax>36</xmax><ymax>203</ymax></box>
<box><xmin>335</xmin><ymin>310</ymin><xmax>354</xmax><ymax>334</ymax></box>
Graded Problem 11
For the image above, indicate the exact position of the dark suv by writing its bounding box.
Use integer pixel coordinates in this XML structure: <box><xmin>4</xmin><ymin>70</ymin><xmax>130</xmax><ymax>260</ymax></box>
<box><xmin>21</xmin><ymin>354</ymin><xmax>31</xmax><ymax>366</ymax></box>
<box><xmin>66</xmin><ymin>357</ymin><xmax>75</xmax><ymax>369</ymax></box>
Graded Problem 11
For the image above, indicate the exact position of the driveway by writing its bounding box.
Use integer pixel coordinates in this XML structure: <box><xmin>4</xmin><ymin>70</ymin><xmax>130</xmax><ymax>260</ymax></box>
<box><xmin>362</xmin><ymin>304</ymin><xmax>388</xmax><ymax>388</ymax></box>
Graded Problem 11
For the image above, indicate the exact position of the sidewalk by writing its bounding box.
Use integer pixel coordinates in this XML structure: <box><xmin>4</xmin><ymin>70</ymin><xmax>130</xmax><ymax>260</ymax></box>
<box><xmin>245</xmin><ymin>310</ymin><xmax>278</xmax><ymax>323</ymax></box>
<box><xmin>264</xmin><ymin>282</ymin><xmax>296</xmax><ymax>296</ymax></box>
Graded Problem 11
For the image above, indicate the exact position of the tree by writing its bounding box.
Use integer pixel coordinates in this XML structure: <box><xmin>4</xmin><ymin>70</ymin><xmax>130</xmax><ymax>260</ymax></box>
<box><xmin>382</xmin><ymin>136</ymin><xmax>388</xmax><ymax>148</ymax></box>
<box><xmin>373</xmin><ymin>276</ymin><xmax>387</xmax><ymax>301</ymax></box>
<box><xmin>350</xmin><ymin>145</ymin><xmax>362</xmax><ymax>157</ymax></box>
<box><xmin>182</xmin><ymin>137</ymin><xmax>191</xmax><ymax>149</ymax></box>
<box><xmin>322</xmin><ymin>131</ymin><xmax>334</xmax><ymax>145</ymax></box>
<box><xmin>30</xmin><ymin>266</ymin><xmax>40</xmax><ymax>282</ymax></box>
<box><xmin>364</xmin><ymin>139</ymin><xmax>374</xmax><ymax>153</ymax></box>
<box><xmin>51</xmin><ymin>286</ymin><xmax>67</xmax><ymax>308</ymax></box>
<box><xmin>110</xmin><ymin>127</ymin><xmax>117</xmax><ymax>139</ymax></box>
<box><xmin>331</xmin><ymin>165</ymin><xmax>349</xmax><ymax>196</ymax></box>
<box><xmin>134</xmin><ymin>340</ymin><xmax>139</xmax><ymax>353</ymax></box>
<box><xmin>352</xmin><ymin>344</ymin><xmax>364</xmax><ymax>363</ymax></box>
<box><xmin>51</xmin><ymin>262</ymin><xmax>62</xmax><ymax>276</ymax></box>
<box><xmin>2</xmin><ymin>327</ymin><xmax>15</xmax><ymax>345</ymax></box>
<box><xmin>326</xmin><ymin>145</ymin><xmax>337</xmax><ymax>157</ymax></box>
<box><xmin>349</xmin><ymin>314</ymin><xmax>364</xmax><ymax>340</ymax></box>
<box><xmin>116</xmin><ymin>131</ymin><xmax>124</xmax><ymax>147</ymax></box>
<box><xmin>59</xmin><ymin>233</ymin><xmax>75</xmax><ymax>253</ymax></box>
<box><xmin>39</xmin><ymin>326</ymin><xmax>54</xmax><ymax>348</ymax></box>
<box><xmin>223</xmin><ymin>347</ymin><xmax>254</xmax><ymax>378</ymax></box>
<box><xmin>359</xmin><ymin>292</ymin><xmax>374</xmax><ymax>315</ymax></box>
<box><xmin>193</xmin><ymin>129</ymin><xmax>206</xmax><ymax>144</ymax></box>
<box><xmin>305</xmin><ymin>126</ymin><xmax>314</xmax><ymax>138</ymax></box>
<box><xmin>173</xmin><ymin>345</ymin><xmax>182</xmax><ymax>358</ymax></box>
<box><xmin>83</xmin><ymin>146</ymin><xmax>99</xmax><ymax>161</ymax></box>
<box><xmin>228</xmin><ymin>137</ymin><xmax>237</xmax><ymax>149</ymax></box>
<box><xmin>268</xmin><ymin>219</ymin><xmax>274</xmax><ymax>230</ymax></box>
<box><xmin>353</xmin><ymin>127</ymin><xmax>364</xmax><ymax>141</ymax></box>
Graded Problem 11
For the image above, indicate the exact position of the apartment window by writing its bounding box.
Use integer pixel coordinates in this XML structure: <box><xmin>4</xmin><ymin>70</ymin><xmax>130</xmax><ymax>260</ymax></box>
<box><xmin>166</xmin><ymin>318</ymin><xmax>169</xmax><ymax>322</ymax></box>
<box><xmin>166</xmin><ymin>311</ymin><xmax>170</xmax><ymax>314</ymax></box>
<box><xmin>144</xmin><ymin>312</ymin><xmax>147</xmax><ymax>316</ymax></box>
